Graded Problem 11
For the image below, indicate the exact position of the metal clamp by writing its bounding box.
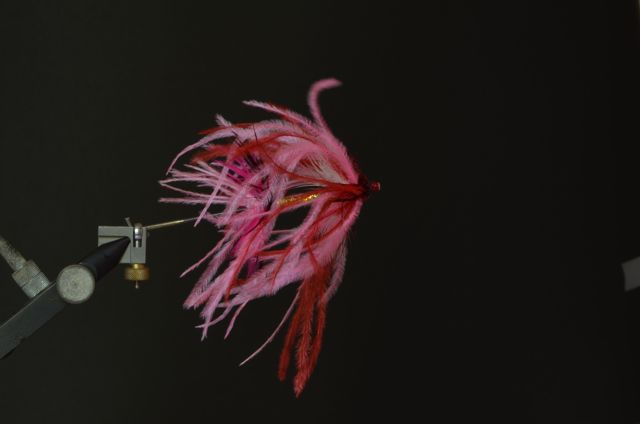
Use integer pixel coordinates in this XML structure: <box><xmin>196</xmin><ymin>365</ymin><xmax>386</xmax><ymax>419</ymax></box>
<box><xmin>98</xmin><ymin>217</ymin><xmax>196</xmax><ymax>287</ymax></box>
<box><xmin>98</xmin><ymin>219</ymin><xmax>147</xmax><ymax>265</ymax></box>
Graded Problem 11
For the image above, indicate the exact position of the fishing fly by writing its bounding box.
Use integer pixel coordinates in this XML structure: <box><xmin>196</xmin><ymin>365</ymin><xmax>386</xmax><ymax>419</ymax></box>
<box><xmin>161</xmin><ymin>79</ymin><xmax>380</xmax><ymax>395</ymax></box>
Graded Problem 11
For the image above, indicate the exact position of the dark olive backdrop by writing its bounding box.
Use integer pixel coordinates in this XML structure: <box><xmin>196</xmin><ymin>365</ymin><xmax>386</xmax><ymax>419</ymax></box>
<box><xmin>0</xmin><ymin>1</ymin><xmax>639</xmax><ymax>423</ymax></box>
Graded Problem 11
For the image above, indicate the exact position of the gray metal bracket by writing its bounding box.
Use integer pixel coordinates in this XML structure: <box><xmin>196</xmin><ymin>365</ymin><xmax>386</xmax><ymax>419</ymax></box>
<box><xmin>98</xmin><ymin>223</ymin><xmax>147</xmax><ymax>265</ymax></box>
<box><xmin>624</xmin><ymin>256</ymin><xmax>640</xmax><ymax>292</ymax></box>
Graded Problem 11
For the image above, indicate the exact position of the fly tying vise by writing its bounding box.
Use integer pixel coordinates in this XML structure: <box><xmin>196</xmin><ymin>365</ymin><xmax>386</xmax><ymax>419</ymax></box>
<box><xmin>0</xmin><ymin>217</ymin><xmax>195</xmax><ymax>359</ymax></box>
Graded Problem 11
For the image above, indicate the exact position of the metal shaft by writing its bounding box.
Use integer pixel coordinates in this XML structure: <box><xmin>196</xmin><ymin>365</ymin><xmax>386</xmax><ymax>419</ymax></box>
<box><xmin>0</xmin><ymin>235</ymin><xmax>26</xmax><ymax>272</ymax></box>
<box><xmin>0</xmin><ymin>235</ymin><xmax>51</xmax><ymax>298</ymax></box>
<box><xmin>144</xmin><ymin>217</ymin><xmax>197</xmax><ymax>231</ymax></box>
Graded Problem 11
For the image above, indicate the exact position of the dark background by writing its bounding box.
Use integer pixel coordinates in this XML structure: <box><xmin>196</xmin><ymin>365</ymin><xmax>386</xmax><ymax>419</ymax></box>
<box><xmin>0</xmin><ymin>1</ymin><xmax>639</xmax><ymax>423</ymax></box>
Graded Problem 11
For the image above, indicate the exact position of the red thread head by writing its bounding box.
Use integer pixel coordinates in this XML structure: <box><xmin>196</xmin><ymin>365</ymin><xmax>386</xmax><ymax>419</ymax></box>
<box><xmin>357</xmin><ymin>174</ymin><xmax>381</xmax><ymax>198</ymax></box>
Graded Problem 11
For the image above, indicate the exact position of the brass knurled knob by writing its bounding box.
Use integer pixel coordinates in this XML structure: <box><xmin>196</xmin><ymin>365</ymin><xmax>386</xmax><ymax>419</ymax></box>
<box><xmin>124</xmin><ymin>263</ymin><xmax>150</xmax><ymax>282</ymax></box>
